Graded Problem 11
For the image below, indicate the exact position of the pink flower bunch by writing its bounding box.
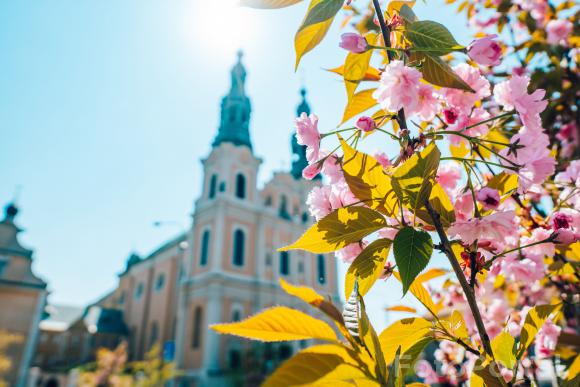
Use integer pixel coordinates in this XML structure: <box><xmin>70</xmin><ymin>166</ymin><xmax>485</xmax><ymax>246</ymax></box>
<box><xmin>468</xmin><ymin>35</ymin><xmax>502</xmax><ymax>66</ymax></box>
<box><xmin>551</xmin><ymin>211</ymin><xmax>580</xmax><ymax>245</ymax></box>
<box><xmin>546</xmin><ymin>19</ymin><xmax>573</xmax><ymax>45</ymax></box>
<box><xmin>373</xmin><ymin>60</ymin><xmax>422</xmax><ymax>113</ymax></box>
<box><xmin>494</xmin><ymin>75</ymin><xmax>547</xmax><ymax>131</ymax></box>
<box><xmin>535</xmin><ymin>318</ymin><xmax>561</xmax><ymax>358</ymax></box>
<box><xmin>295</xmin><ymin>112</ymin><xmax>321</xmax><ymax>163</ymax></box>
<box><xmin>448</xmin><ymin>210</ymin><xmax>519</xmax><ymax>248</ymax></box>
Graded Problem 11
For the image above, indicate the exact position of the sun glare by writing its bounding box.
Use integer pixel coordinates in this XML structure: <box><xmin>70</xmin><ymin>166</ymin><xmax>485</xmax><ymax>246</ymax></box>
<box><xmin>185</xmin><ymin>0</ymin><xmax>260</xmax><ymax>58</ymax></box>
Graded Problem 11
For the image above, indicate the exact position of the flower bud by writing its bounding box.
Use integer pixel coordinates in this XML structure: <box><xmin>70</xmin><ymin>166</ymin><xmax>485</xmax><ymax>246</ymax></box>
<box><xmin>467</xmin><ymin>35</ymin><xmax>502</xmax><ymax>66</ymax></box>
<box><xmin>339</xmin><ymin>33</ymin><xmax>369</xmax><ymax>54</ymax></box>
<box><xmin>355</xmin><ymin>116</ymin><xmax>376</xmax><ymax>132</ymax></box>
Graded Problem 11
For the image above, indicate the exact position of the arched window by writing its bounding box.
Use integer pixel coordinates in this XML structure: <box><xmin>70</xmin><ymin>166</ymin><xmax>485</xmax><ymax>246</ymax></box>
<box><xmin>232</xmin><ymin>306</ymin><xmax>243</xmax><ymax>322</ymax></box>
<box><xmin>192</xmin><ymin>306</ymin><xmax>203</xmax><ymax>349</ymax></box>
<box><xmin>200</xmin><ymin>230</ymin><xmax>210</xmax><ymax>266</ymax></box>
<box><xmin>233</xmin><ymin>229</ymin><xmax>245</xmax><ymax>267</ymax></box>
<box><xmin>279</xmin><ymin>195</ymin><xmax>290</xmax><ymax>220</ymax></box>
<box><xmin>150</xmin><ymin>322</ymin><xmax>158</xmax><ymax>348</ymax></box>
<box><xmin>280</xmin><ymin>251</ymin><xmax>290</xmax><ymax>276</ymax></box>
<box><xmin>154</xmin><ymin>273</ymin><xmax>165</xmax><ymax>292</ymax></box>
<box><xmin>317</xmin><ymin>255</ymin><xmax>326</xmax><ymax>284</ymax></box>
<box><xmin>235</xmin><ymin>173</ymin><xmax>246</xmax><ymax>199</ymax></box>
<box><xmin>208</xmin><ymin>174</ymin><xmax>218</xmax><ymax>199</ymax></box>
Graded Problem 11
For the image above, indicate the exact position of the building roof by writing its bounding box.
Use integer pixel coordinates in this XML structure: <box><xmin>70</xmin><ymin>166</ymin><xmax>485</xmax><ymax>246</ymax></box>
<box><xmin>40</xmin><ymin>304</ymin><xmax>85</xmax><ymax>332</ymax></box>
<box><xmin>119</xmin><ymin>232</ymin><xmax>186</xmax><ymax>276</ymax></box>
<box><xmin>0</xmin><ymin>203</ymin><xmax>33</xmax><ymax>258</ymax></box>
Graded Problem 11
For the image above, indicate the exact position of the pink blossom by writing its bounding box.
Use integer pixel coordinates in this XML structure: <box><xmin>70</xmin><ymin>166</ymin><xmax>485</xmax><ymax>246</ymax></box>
<box><xmin>454</xmin><ymin>191</ymin><xmax>475</xmax><ymax>221</ymax></box>
<box><xmin>302</xmin><ymin>162</ymin><xmax>322</xmax><ymax>180</ymax></box>
<box><xmin>443</xmin><ymin>108</ymin><xmax>459</xmax><ymax>125</ymax></box>
<box><xmin>373</xmin><ymin>60</ymin><xmax>422</xmax><ymax>113</ymax></box>
<box><xmin>328</xmin><ymin>182</ymin><xmax>358</xmax><ymax>209</ymax></box>
<box><xmin>321</xmin><ymin>155</ymin><xmax>343</xmax><ymax>184</ymax></box>
<box><xmin>355</xmin><ymin>116</ymin><xmax>376</xmax><ymax>132</ymax></box>
<box><xmin>521</xmin><ymin>227</ymin><xmax>555</xmax><ymax>259</ymax></box>
<box><xmin>295</xmin><ymin>112</ymin><xmax>321</xmax><ymax>162</ymax></box>
<box><xmin>306</xmin><ymin>186</ymin><xmax>331</xmax><ymax>220</ymax></box>
<box><xmin>552</xmin><ymin>211</ymin><xmax>580</xmax><ymax>245</ymax></box>
<box><xmin>556</xmin><ymin>122</ymin><xmax>578</xmax><ymax>144</ymax></box>
<box><xmin>374</xmin><ymin>152</ymin><xmax>392</xmax><ymax>169</ymax></box>
<box><xmin>336</xmin><ymin>242</ymin><xmax>366</xmax><ymax>263</ymax></box>
<box><xmin>437</xmin><ymin>163</ymin><xmax>462</xmax><ymax>194</ymax></box>
<box><xmin>415</xmin><ymin>83</ymin><xmax>440</xmax><ymax>121</ymax></box>
<box><xmin>535</xmin><ymin>318</ymin><xmax>561</xmax><ymax>359</ymax></box>
<box><xmin>415</xmin><ymin>360</ymin><xmax>440</xmax><ymax>384</ymax></box>
<box><xmin>501</xmin><ymin>253</ymin><xmax>544</xmax><ymax>282</ymax></box>
<box><xmin>555</xmin><ymin>159</ymin><xmax>580</xmax><ymax>186</ymax></box>
<box><xmin>339</xmin><ymin>33</ymin><xmax>369</xmax><ymax>53</ymax></box>
<box><xmin>494</xmin><ymin>75</ymin><xmax>547</xmax><ymax>131</ymax></box>
<box><xmin>546</xmin><ymin>19</ymin><xmax>573</xmax><ymax>45</ymax></box>
<box><xmin>448</xmin><ymin>211</ymin><xmax>518</xmax><ymax>246</ymax></box>
<box><xmin>501</xmin><ymin>126</ymin><xmax>555</xmax><ymax>193</ymax></box>
<box><xmin>476</xmin><ymin>187</ymin><xmax>500</xmax><ymax>210</ymax></box>
<box><xmin>441</xmin><ymin>64</ymin><xmax>491</xmax><ymax>115</ymax></box>
<box><xmin>468</xmin><ymin>35</ymin><xmax>502</xmax><ymax>66</ymax></box>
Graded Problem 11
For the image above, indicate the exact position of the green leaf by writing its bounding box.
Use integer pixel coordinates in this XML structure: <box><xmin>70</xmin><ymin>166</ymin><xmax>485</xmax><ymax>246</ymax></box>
<box><xmin>299</xmin><ymin>0</ymin><xmax>343</xmax><ymax>31</ymax></box>
<box><xmin>517</xmin><ymin>303</ymin><xmax>562</xmax><ymax>358</ymax></box>
<box><xmin>240</xmin><ymin>0</ymin><xmax>303</xmax><ymax>8</ymax></box>
<box><xmin>378</xmin><ymin>317</ymin><xmax>434</xmax><ymax>365</ymax></box>
<box><xmin>410</xmin><ymin>52</ymin><xmax>475</xmax><ymax>92</ymax></box>
<box><xmin>340</xmin><ymin>138</ymin><xmax>399</xmax><ymax>216</ymax></box>
<box><xmin>386</xmin><ymin>347</ymin><xmax>402</xmax><ymax>387</ymax></box>
<box><xmin>407</xmin><ymin>20</ymin><xmax>463</xmax><ymax>56</ymax></box>
<box><xmin>491</xmin><ymin>331</ymin><xmax>517</xmax><ymax>369</ymax></box>
<box><xmin>399</xmin><ymin>4</ymin><xmax>418</xmax><ymax>23</ymax></box>
<box><xmin>392</xmin><ymin>143</ymin><xmax>441</xmax><ymax>213</ymax></box>
<box><xmin>279</xmin><ymin>206</ymin><xmax>386</xmax><ymax>253</ymax></box>
<box><xmin>393</xmin><ymin>227</ymin><xmax>433</xmax><ymax>295</ymax></box>
<box><xmin>345</xmin><ymin>238</ymin><xmax>392</xmax><ymax>299</ymax></box>
<box><xmin>400</xmin><ymin>336</ymin><xmax>434</xmax><ymax>376</ymax></box>
<box><xmin>294</xmin><ymin>0</ymin><xmax>336</xmax><ymax>70</ymax></box>
<box><xmin>358</xmin><ymin>295</ymin><xmax>388</xmax><ymax>383</ymax></box>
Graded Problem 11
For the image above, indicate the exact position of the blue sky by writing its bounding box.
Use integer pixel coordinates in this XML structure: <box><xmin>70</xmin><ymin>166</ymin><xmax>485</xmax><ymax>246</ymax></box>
<box><xmin>0</xmin><ymin>0</ymin><xmax>474</xmax><ymax>331</ymax></box>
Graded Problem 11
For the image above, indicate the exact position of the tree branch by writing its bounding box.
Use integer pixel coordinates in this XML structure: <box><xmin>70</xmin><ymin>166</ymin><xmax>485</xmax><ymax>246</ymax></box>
<box><xmin>425</xmin><ymin>201</ymin><xmax>494</xmax><ymax>357</ymax></box>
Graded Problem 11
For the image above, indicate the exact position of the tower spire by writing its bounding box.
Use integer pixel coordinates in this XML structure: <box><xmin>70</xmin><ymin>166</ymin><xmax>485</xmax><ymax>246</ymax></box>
<box><xmin>212</xmin><ymin>51</ymin><xmax>253</xmax><ymax>150</ymax></box>
<box><xmin>291</xmin><ymin>88</ymin><xmax>319</xmax><ymax>180</ymax></box>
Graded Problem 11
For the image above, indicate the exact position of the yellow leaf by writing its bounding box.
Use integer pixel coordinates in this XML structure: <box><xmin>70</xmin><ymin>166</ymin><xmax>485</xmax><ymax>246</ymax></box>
<box><xmin>439</xmin><ymin>310</ymin><xmax>469</xmax><ymax>340</ymax></box>
<box><xmin>294</xmin><ymin>0</ymin><xmax>335</xmax><ymax>70</ymax></box>
<box><xmin>387</xmin><ymin>0</ymin><xmax>416</xmax><ymax>15</ymax></box>
<box><xmin>392</xmin><ymin>143</ymin><xmax>441</xmax><ymax>213</ymax></box>
<box><xmin>345</xmin><ymin>238</ymin><xmax>392</xmax><ymax>299</ymax></box>
<box><xmin>279</xmin><ymin>206</ymin><xmax>386</xmax><ymax>253</ymax></box>
<box><xmin>341</xmin><ymin>88</ymin><xmax>378</xmax><ymax>124</ymax></box>
<box><xmin>344</xmin><ymin>33</ymin><xmax>378</xmax><ymax>101</ymax></box>
<box><xmin>487</xmin><ymin>172</ymin><xmax>518</xmax><ymax>197</ymax></box>
<box><xmin>279</xmin><ymin>279</ymin><xmax>346</xmax><ymax>325</ymax></box>
<box><xmin>340</xmin><ymin>138</ymin><xmax>399</xmax><ymax>216</ymax></box>
<box><xmin>211</xmin><ymin>306</ymin><xmax>338</xmax><ymax>342</ymax></box>
<box><xmin>358</xmin><ymin>296</ymin><xmax>388</xmax><ymax>382</ymax></box>
<box><xmin>567</xmin><ymin>355</ymin><xmax>580</xmax><ymax>381</ymax></box>
<box><xmin>518</xmin><ymin>303</ymin><xmax>562</xmax><ymax>358</ymax></box>
<box><xmin>414</xmin><ymin>183</ymin><xmax>456</xmax><ymax>227</ymax></box>
<box><xmin>491</xmin><ymin>331</ymin><xmax>516</xmax><ymax>369</ymax></box>
<box><xmin>378</xmin><ymin>317</ymin><xmax>433</xmax><ymax>365</ymax></box>
<box><xmin>263</xmin><ymin>344</ymin><xmax>362</xmax><ymax>387</ymax></box>
<box><xmin>393</xmin><ymin>271</ymin><xmax>441</xmax><ymax>316</ymax></box>
<box><xmin>450</xmin><ymin>141</ymin><xmax>469</xmax><ymax>158</ymax></box>
<box><xmin>470</xmin><ymin>358</ymin><xmax>505</xmax><ymax>387</ymax></box>
<box><xmin>386</xmin><ymin>305</ymin><xmax>417</xmax><ymax>313</ymax></box>
<box><xmin>415</xmin><ymin>268</ymin><xmax>447</xmax><ymax>283</ymax></box>
<box><xmin>241</xmin><ymin>0</ymin><xmax>303</xmax><ymax>8</ymax></box>
<box><xmin>327</xmin><ymin>65</ymin><xmax>382</xmax><ymax>81</ymax></box>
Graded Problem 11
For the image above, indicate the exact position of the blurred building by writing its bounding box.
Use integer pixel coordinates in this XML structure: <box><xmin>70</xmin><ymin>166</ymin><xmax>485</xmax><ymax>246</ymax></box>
<box><xmin>34</xmin><ymin>53</ymin><xmax>341</xmax><ymax>386</ymax></box>
<box><xmin>0</xmin><ymin>203</ymin><xmax>47</xmax><ymax>386</ymax></box>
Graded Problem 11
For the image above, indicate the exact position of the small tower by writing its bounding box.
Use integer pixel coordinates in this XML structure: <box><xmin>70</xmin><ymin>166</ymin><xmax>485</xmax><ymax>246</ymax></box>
<box><xmin>291</xmin><ymin>88</ymin><xmax>319</xmax><ymax>180</ymax></box>
<box><xmin>212</xmin><ymin>50</ymin><xmax>253</xmax><ymax>150</ymax></box>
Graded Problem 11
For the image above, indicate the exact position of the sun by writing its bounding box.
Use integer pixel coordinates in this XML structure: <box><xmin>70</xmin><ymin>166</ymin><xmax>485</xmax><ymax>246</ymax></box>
<box><xmin>184</xmin><ymin>0</ymin><xmax>261</xmax><ymax>58</ymax></box>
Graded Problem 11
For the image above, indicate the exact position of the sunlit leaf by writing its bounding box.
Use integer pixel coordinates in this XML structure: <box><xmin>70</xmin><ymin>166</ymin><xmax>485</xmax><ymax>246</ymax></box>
<box><xmin>263</xmin><ymin>344</ymin><xmax>362</xmax><ymax>387</ymax></box>
<box><xmin>386</xmin><ymin>305</ymin><xmax>417</xmax><ymax>313</ymax></box>
<box><xmin>280</xmin><ymin>206</ymin><xmax>386</xmax><ymax>253</ymax></box>
<box><xmin>387</xmin><ymin>0</ymin><xmax>416</xmax><ymax>15</ymax></box>
<box><xmin>211</xmin><ymin>306</ymin><xmax>338</xmax><ymax>342</ymax></box>
<box><xmin>399</xmin><ymin>4</ymin><xmax>418</xmax><ymax>22</ymax></box>
<box><xmin>410</xmin><ymin>52</ymin><xmax>475</xmax><ymax>92</ymax></box>
<box><xmin>327</xmin><ymin>65</ymin><xmax>381</xmax><ymax>81</ymax></box>
<box><xmin>415</xmin><ymin>267</ymin><xmax>447</xmax><ymax>283</ymax></box>
<box><xmin>295</xmin><ymin>0</ymin><xmax>336</xmax><ymax>69</ymax></box>
<box><xmin>393</xmin><ymin>227</ymin><xmax>433</xmax><ymax>295</ymax></box>
<box><xmin>393</xmin><ymin>271</ymin><xmax>441</xmax><ymax>316</ymax></box>
<box><xmin>392</xmin><ymin>143</ymin><xmax>441</xmax><ymax>213</ymax></box>
<box><xmin>414</xmin><ymin>183</ymin><xmax>456</xmax><ymax>227</ymax></box>
<box><xmin>299</xmin><ymin>0</ymin><xmax>343</xmax><ymax>30</ymax></box>
<box><xmin>344</xmin><ymin>33</ymin><xmax>378</xmax><ymax>100</ymax></box>
<box><xmin>345</xmin><ymin>238</ymin><xmax>392</xmax><ymax>299</ymax></box>
<box><xmin>439</xmin><ymin>310</ymin><xmax>469</xmax><ymax>340</ymax></box>
<box><xmin>240</xmin><ymin>0</ymin><xmax>303</xmax><ymax>8</ymax></box>
<box><xmin>487</xmin><ymin>172</ymin><xmax>518</xmax><ymax>196</ymax></box>
<box><xmin>450</xmin><ymin>141</ymin><xmax>469</xmax><ymax>158</ymax></box>
<box><xmin>341</xmin><ymin>88</ymin><xmax>378</xmax><ymax>124</ymax></box>
<box><xmin>518</xmin><ymin>303</ymin><xmax>562</xmax><ymax>358</ymax></box>
<box><xmin>340</xmin><ymin>138</ymin><xmax>399</xmax><ymax>216</ymax></box>
<box><xmin>378</xmin><ymin>317</ymin><xmax>433</xmax><ymax>366</ymax></box>
<box><xmin>407</xmin><ymin>20</ymin><xmax>463</xmax><ymax>56</ymax></box>
<box><xmin>470</xmin><ymin>358</ymin><xmax>505</xmax><ymax>387</ymax></box>
<box><xmin>385</xmin><ymin>347</ymin><xmax>402</xmax><ymax>387</ymax></box>
<box><xmin>491</xmin><ymin>331</ymin><xmax>516</xmax><ymax>369</ymax></box>
<box><xmin>359</xmin><ymin>295</ymin><xmax>388</xmax><ymax>383</ymax></box>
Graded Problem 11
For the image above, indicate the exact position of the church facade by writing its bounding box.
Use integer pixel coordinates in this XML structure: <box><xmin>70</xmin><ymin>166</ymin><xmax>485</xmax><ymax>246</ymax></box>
<box><xmin>85</xmin><ymin>54</ymin><xmax>341</xmax><ymax>386</ymax></box>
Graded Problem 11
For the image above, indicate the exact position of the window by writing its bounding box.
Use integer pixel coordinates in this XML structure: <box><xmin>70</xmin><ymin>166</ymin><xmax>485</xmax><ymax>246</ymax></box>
<box><xmin>279</xmin><ymin>195</ymin><xmax>290</xmax><ymax>220</ymax></box>
<box><xmin>200</xmin><ymin>230</ymin><xmax>211</xmax><ymax>266</ymax></box>
<box><xmin>317</xmin><ymin>255</ymin><xmax>326</xmax><ymax>284</ymax></box>
<box><xmin>0</xmin><ymin>259</ymin><xmax>7</xmax><ymax>277</ymax></box>
<box><xmin>232</xmin><ymin>308</ymin><xmax>242</xmax><ymax>322</ymax></box>
<box><xmin>280</xmin><ymin>252</ymin><xmax>290</xmax><ymax>276</ymax></box>
<box><xmin>235</xmin><ymin>173</ymin><xmax>246</xmax><ymax>199</ymax></box>
<box><xmin>208</xmin><ymin>174</ymin><xmax>218</xmax><ymax>199</ymax></box>
<box><xmin>155</xmin><ymin>274</ymin><xmax>165</xmax><ymax>292</ymax></box>
<box><xmin>118</xmin><ymin>291</ymin><xmax>125</xmax><ymax>305</ymax></box>
<box><xmin>229</xmin><ymin>349</ymin><xmax>242</xmax><ymax>370</ymax></box>
<box><xmin>219</xmin><ymin>182</ymin><xmax>226</xmax><ymax>192</ymax></box>
<box><xmin>135</xmin><ymin>283</ymin><xmax>144</xmax><ymax>300</ymax></box>
<box><xmin>232</xmin><ymin>229</ymin><xmax>245</xmax><ymax>267</ymax></box>
<box><xmin>150</xmin><ymin>322</ymin><xmax>158</xmax><ymax>348</ymax></box>
<box><xmin>192</xmin><ymin>306</ymin><xmax>203</xmax><ymax>349</ymax></box>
